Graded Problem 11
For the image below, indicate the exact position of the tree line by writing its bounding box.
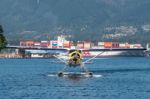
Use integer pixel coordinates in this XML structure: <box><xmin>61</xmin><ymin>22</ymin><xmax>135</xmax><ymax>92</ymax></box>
<box><xmin>0</xmin><ymin>25</ymin><xmax>7</xmax><ymax>51</ymax></box>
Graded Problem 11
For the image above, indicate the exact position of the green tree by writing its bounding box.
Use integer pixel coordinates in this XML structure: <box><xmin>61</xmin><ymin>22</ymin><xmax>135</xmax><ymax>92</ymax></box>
<box><xmin>0</xmin><ymin>25</ymin><xmax>7</xmax><ymax>50</ymax></box>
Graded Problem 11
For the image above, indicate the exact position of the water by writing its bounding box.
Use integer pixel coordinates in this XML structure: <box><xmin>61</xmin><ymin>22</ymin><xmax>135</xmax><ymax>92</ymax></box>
<box><xmin>0</xmin><ymin>57</ymin><xmax>150</xmax><ymax>99</ymax></box>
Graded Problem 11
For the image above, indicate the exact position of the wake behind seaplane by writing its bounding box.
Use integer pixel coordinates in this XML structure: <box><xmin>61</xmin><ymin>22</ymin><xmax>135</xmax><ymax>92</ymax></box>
<box><xmin>53</xmin><ymin>48</ymin><xmax>105</xmax><ymax>77</ymax></box>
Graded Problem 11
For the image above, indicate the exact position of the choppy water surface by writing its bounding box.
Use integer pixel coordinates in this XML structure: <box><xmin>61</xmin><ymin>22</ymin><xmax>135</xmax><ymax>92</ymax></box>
<box><xmin>0</xmin><ymin>57</ymin><xmax>150</xmax><ymax>99</ymax></box>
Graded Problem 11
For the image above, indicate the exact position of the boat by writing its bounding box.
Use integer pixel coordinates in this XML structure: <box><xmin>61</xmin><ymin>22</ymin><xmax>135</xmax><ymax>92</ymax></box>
<box><xmin>83</xmin><ymin>48</ymin><xmax>147</xmax><ymax>57</ymax></box>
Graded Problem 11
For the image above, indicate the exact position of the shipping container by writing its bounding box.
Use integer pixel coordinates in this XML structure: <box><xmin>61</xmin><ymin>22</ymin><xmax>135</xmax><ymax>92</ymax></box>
<box><xmin>41</xmin><ymin>41</ymin><xmax>48</xmax><ymax>43</ymax></box>
<box><xmin>133</xmin><ymin>44</ymin><xmax>142</xmax><ymax>48</ymax></box>
<box><xmin>119</xmin><ymin>43</ymin><xmax>130</xmax><ymax>48</ymax></box>
<box><xmin>98</xmin><ymin>42</ymin><xmax>104</xmax><ymax>46</ymax></box>
<box><xmin>130</xmin><ymin>44</ymin><xmax>134</xmax><ymax>48</ymax></box>
<box><xmin>63</xmin><ymin>41</ymin><xmax>71</xmax><ymax>48</ymax></box>
<box><xmin>34</xmin><ymin>42</ymin><xmax>41</xmax><ymax>47</ymax></box>
<box><xmin>51</xmin><ymin>40</ymin><xmax>58</xmax><ymax>48</ymax></box>
<box><xmin>70</xmin><ymin>46</ymin><xmax>76</xmax><ymax>49</ymax></box>
<box><xmin>47</xmin><ymin>41</ymin><xmax>51</xmax><ymax>48</ymax></box>
<box><xmin>119</xmin><ymin>43</ymin><xmax>126</xmax><ymax>48</ymax></box>
<box><xmin>112</xmin><ymin>42</ymin><xmax>119</xmax><ymax>48</ymax></box>
<box><xmin>27</xmin><ymin>41</ymin><xmax>34</xmax><ymax>47</ymax></box>
<box><xmin>70</xmin><ymin>41</ymin><xmax>74</xmax><ymax>46</ymax></box>
<box><xmin>104</xmin><ymin>42</ymin><xmax>112</xmax><ymax>48</ymax></box>
<box><xmin>125</xmin><ymin>44</ymin><xmax>130</xmax><ymax>48</ymax></box>
<box><xmin>52</xmin><ymin>46</ymin><xmax>57</xmax><ymax>48</ymax></box>
<box><xmin>84</xmin><ymin>42</ymin><xmax>91</xmax><ymax>49</ymax></box>
<box><xmin>77</xmin><ymin>42</ymin><xmax>84</xmax><ymax>49</ymax></box>
<box><xmin>20</xmin><ymin>41</ymin><xmax>26</xmax><ymax>46</ymax></box>
<box><xmin>40</xmin><ymin>41</ymin><xmax>49</xmax><ymax>47</ymax></box>
<box><xmin>20</xmin><ymin>41</ymin><xmax>34</xmax><ymax>47</ymax></box>
<box><xmin>91</xmin><ymin>43</ymin><xmax>95</xmax><ymax>48</ymax></box>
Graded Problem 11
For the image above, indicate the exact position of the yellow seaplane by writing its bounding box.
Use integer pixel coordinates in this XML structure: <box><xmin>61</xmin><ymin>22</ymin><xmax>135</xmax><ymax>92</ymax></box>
<box><xmin>53</xmin><ymin>49</ymin><xmax>104</xmax><ymax>77</ymax></box>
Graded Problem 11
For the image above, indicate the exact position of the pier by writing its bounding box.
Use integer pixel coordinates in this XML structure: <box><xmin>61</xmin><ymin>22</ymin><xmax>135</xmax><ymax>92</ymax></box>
<box><xmin>0</xmin><ymin>53</ymin><xmax>22</xmax><ymax>58</ymax></box>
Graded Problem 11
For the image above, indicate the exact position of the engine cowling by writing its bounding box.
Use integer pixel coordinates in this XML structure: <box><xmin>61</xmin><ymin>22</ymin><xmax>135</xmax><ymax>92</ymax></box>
<box><xmin>68</xmin><ymin>50</ymin><xmax>82</xmax><ymax>66</ymax></box>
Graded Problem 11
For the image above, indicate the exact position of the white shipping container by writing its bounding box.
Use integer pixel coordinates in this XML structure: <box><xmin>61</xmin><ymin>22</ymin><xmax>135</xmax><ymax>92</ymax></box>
<box><xmin>34</xmin><ymin>43</ymin><xmax>40</xmax><ymax>46</ymax></box>
<box><xmin>84</xmin><ymin>42</ymin><xmax>91</xmax><ymax>49</ymax></box>
<box><xmin>77</xmin><ymin>43</ymin><xmax>84</xmax><ymax>49</ymax></box>
<box><xmin>41</xmin><ymin>41</ymin><xmax>48</xmax><ymax>43</ymax></box>
<box><xmin>119</xmin><ymin>44</ymin><xmax>126</xmax><ymax>47</ymax></box>
<box><xmin>133</xmin><ymin>44</ymin><xmax>142</xmax><ymax>47</ymax></box>
<box><xmin>70</xmin><ymin>46</ymin><xmax>76</xmax><ymax>49</ymax></box>
<box><xmin>130</xmin><ymin>45</ymin><xmax>134</xmax><ymax>48</ymax></box>
<box><xmin>98</xmin><ymin>42</ymin><xmax>104</xmax><ymax>46</ymax></box>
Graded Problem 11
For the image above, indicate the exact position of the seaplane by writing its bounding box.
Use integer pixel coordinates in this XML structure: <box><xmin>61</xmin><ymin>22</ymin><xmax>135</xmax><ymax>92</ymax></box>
<box><xmin>53</xmin><ymin>48</ymin><xmax>105</xmax><ymax>77</ymax></box>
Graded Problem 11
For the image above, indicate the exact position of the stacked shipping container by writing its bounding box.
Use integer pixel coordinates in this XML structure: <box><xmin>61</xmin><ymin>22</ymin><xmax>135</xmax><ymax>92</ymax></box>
<box><xmin>112</xmin><ymin>42</ymin><xmax>119</xmax><ymax>48</ymax></box>
<box><xmin>84</xmin><ymin>42</ymin><xmax>91</xmax><ymax>49</ymax></box>
<box><xmin>104</xmin><ymin>42</ymin><xmax>112</xmax><ymax>48</ymax></box>
<box><xmin>20</xmin><ymin>41</ymin><xmax>34</xmax><ymax>47</ymax></box>
<box><xmin>63</xmin><ymin>41</ymin><xmax>71</xmax><ymax>48</ymax></box>
<box><xmin>77</xmin><ymin>41</ymin><xmax>92</xmax><ymax>49</ymax></box>
<box><xmin>40</xmin><ymin>41</ymin><xmax>50</xmax><ymax>47</ymax></box>
<box><xmin>51</xmin><ymin>40</ymin><xmax>58</xmax><ymax>48</ymax></box>
<box><xmin>19</xmin><ymin>40</ymin><xmax>143</xmax><ymax>49</ymax></box>
<box><xmin>77</xmin><ymin>42</ymin><xmax>84</xmax><ymax>49</ymax></box>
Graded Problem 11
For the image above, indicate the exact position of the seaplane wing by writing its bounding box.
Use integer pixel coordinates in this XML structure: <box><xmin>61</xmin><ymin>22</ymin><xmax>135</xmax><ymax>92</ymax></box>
<box><xmin>83</xmin><ymin>51</ymin><xmax>105</xmax><ymax>64</ymax></box>
<box><xmin>80</xmin><ymin>48</ymin><xmax>111</xmax><ymax>64</ymax></box>
<box><xmin>52</xmin><ymin>48</ymin><xmax>106</xmax><ymax>65</ymax></box>
<box><xmin>53</xmin><ymin>54</ymin><xmax>68</xmax><ymax>64</ymax></box>
<box><xmin>6</xmin><ymin>45</ymin><xmax>69</xmax><ymax>51</ymax></box>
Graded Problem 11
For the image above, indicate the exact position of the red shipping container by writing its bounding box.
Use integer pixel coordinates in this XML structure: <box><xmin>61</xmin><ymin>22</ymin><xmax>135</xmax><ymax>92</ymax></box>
<box><xmin>63</xmin><ymin>41</ymin><xmax>71</xmax><ymax>48</ymax></box>
<box><xmin>52</xmin><ymin>46</ymin><xmax>57</xmax><ymax>48</ymax></box>
<box><xmin>104</xmin><ymin>42</ymin><xmax>112</xmax><ymax>48</ymax></box>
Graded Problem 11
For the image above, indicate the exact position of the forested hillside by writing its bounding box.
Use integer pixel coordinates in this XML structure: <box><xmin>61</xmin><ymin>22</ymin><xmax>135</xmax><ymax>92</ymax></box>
<box><xmin>0</xmin><ymin>0</ymin><xmax>150</xmax><ymax>44</ymax></box>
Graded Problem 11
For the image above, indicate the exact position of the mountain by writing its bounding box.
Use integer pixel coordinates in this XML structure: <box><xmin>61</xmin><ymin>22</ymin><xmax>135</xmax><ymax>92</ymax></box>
<box><xmin>0</xmin><ymin>0</ymin><xmax>150</xmax><ymax>44</ymax></box>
